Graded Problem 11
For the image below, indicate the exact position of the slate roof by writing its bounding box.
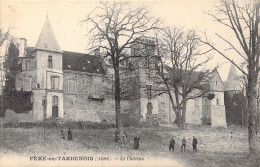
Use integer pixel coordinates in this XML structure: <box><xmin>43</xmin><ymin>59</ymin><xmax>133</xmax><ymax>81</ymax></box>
<box><xmin>25</xmin><ymin>47</ymin><xmax>34</xmax><ymax>57</ymax></box>
<box><xmin>63</xmin><ymin>51</ymin><xmax>105</xmax><ymax>74</ymax></box>
<box><xmin>23</xmin><ymin>47</ymin><xmax>105</xmax><ymax>74</ymax></box>
<box><xmin>164</xmin><ymin>66</ymin><xmax>223</xmax><ymax>91</ymax></box>
<box><xmin>164</xmin><ymin>66</ymin><xmax>203</xmax><ymax>85</ymax></box>
<box><xmin>34</xmin><ymin>17</ymin><xmax>62</xmax><ymax>53</ymax></box>
<box><xmin>224</xmin><ymin>64</ymin><xmax>241</xmax><ymax>91</ymax></box>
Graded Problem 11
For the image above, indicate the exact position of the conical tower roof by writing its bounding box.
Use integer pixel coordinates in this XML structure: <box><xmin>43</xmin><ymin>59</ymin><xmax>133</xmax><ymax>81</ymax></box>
<box><xmin>224</xmin><ymin>64</ymin><xmax>241</xmax><ymax>91</ymax></box>
<box><xmin>34</xmin><ymin>16</ymin><xmax>62</xmax><ymax>53</ymax></box>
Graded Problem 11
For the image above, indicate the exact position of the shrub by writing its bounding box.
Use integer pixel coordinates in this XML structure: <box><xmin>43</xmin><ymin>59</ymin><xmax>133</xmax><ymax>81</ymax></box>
<box><xmin>3</xmin><ymin>121</ymin><xmax>116</xmax><ymax>130</ymax></box>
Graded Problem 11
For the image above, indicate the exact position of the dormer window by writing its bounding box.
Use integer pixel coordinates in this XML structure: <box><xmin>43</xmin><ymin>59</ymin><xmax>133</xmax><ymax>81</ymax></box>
<box><xmin>48</xmin><ymin>56</ymin><xmax>53</xmax><ymax>68</ymax></box>
<box><xmin>68</xmin><ymin>65</ymin><xmax>71</xmax><ymax>68</ymax></box>
<box><xmin>83</xmin><ymin>67</ymin><xmax>86</xmax><ymax>70</ymax></box>
<box><xmin>25</xmin><ymin>61</ymin><xmax>31</xmax><ymax>70</ymax></box>
<box><xmin>97</xmin><ymin>69</ymin><xmax>100</xmax><ymax>72</ymax></box>
<box><xmin>87</xmin><ymin>61</ymin><xmax>90</xmax><ymax>64</ymax></box>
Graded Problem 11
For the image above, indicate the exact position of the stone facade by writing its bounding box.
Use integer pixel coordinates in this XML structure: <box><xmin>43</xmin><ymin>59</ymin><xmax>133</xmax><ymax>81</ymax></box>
<box><xmin>10</xmin><ymin>18</ymin><xmax>228</xmax><ymax>127</ymax></box>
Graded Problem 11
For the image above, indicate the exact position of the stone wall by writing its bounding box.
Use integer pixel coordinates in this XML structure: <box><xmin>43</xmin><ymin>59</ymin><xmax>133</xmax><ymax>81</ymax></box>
<box><xmin>211</xmin><ymin>105</ymin><xmax>227</xmax><ymax>127</ymax></box>
<box><xmin>4</xmin><ymin>109</ymin><xmax>36</xmax><ymax>122</ymax></box>
<box><xmin>186</xmin><ymin>98</ymin><xmax>203</xmax><ymax>125</ymax></box>
<box><xmin>63</xmin><ymin>72</ymin><xmax>132</xmax><ymax>124</ymax></box>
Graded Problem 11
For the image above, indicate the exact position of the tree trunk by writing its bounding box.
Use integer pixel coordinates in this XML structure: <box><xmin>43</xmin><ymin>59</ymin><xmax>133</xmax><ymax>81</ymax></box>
<box><xmin>114</xmin><ymin>64</ymin><xmax>122</xmax><ymax>130</ymax></box>
<box><xmin>175</xmin><ymin>110</ymin><xmax>182</xmax><ymax>127</ymax></box>
<box><xmin>181</xmin><ymin>100</ymin><xmax>187</xmax><ymax>129</ymax></box>
<box><xmin>247</xmin><ymin>73</ymin><xmax>259</xmax><ymax>156</ymax></box>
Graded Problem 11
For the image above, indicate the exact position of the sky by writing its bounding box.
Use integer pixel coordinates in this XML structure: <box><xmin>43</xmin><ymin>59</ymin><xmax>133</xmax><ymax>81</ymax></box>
<box><xmin>0</xmin><ymin>0</ymin><xmax>245</xmax><ymax>81</ymax></box>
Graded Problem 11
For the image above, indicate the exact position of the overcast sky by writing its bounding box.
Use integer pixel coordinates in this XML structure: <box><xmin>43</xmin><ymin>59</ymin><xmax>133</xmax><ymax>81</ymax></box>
<box><xmin>0</xmin><ymin>0</ymin><xmax>245</xmax><ymax>81</ymax></box>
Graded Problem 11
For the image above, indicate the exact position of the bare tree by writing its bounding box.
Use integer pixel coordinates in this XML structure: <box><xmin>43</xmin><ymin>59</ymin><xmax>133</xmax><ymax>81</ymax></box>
<box><xmin>201</xmin><ymin>0</ymin><xmax>259</xmax><ymax>156</ymax></box>
<box><xmin>154</xmin><ymin>27</ymin><xmax>213</xmax><ymax>129</ymax></box>
<box><xmin>0</xmin><ymin>27</ymin><xmax>12</xmax><ymax>49</ymax></box>
<box><xmin>83</xmin><ymin>1</ymin><xmax>160</xmax><ymax>130</ymax></box>
<box><xmin>0</xmin><ymin>26</ymin><xmax>12</xmax><ymax>117</ymax></box>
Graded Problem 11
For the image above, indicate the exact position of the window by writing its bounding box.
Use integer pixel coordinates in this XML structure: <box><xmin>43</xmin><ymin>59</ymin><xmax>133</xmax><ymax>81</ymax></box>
<box><xmin>48</xmin><ymin>56</ymin><xmax>53</xmax><ymax>68</ymax></box>
<box><xmin>25</xmin><ymin>61</ymin><xmax>30</xmax><ymax>70</ymax></box>
<box><xmin>216</xmin><ymin>81</ymin><xmax>218</xmax><ymax>85</ymax></box>
<box><xmin>42</xmin><ymin>96</ymin><xmax>46</xmax><ymax>106</ymax></box>
<box><xmin>147</xmin><ymin>85</ymin><xmax>152</xmax><ymax>99</ymax></box>
<box><xmin>52</xmin><ymin>96</ymin><xmax>58</xmax><ymax>106</ymax></box>
<box><xmin>68</xmin><ymin>80</ymin><xmax>76</xmax><ymax>94</ymax></box>
<box><xmin>51</xmin><ymin>76</ymin><xmax>59</xmax><ymax>90</ymax></box>
<box><xmin>216</xmin><ymin>98</ymin><xmax>219</xmax><ymax>105</ymax></box>
<box><xmin>37</xmin><ymin>83</ymin><xmax>40</xmax><ymax>89</ymax></box>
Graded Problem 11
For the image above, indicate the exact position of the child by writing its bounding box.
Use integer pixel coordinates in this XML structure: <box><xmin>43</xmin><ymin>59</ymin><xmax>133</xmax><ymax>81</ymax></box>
<box><xmin>230</xmin><ymin>130</ymin><xmax>233</xmax><ymax>139</ymax></box>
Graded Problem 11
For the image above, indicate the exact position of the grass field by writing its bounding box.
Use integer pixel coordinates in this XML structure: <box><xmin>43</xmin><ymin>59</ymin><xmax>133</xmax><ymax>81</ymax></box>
<box><xmin>0</xmin><ymin>125</ymin><xmax>259</xmax><ymax>167</ymax></box>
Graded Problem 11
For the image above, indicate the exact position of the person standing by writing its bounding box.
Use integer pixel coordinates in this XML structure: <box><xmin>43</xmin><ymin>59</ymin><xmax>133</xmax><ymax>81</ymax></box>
<box><xmin>181</xmin><ymin>136</ymin><xmax>187</xmax><ymax>152</ymax></box>
<box><xmin>169</xmin><ymin>137</ymin><xmax>175</xmax><ymax>152</ymax></box>
<box><xmin>114</xmin><ymin>129</ymin><xmax>120</xmax><ymax>143</ymax></box>
<box><xmin>68</xmin><ymin>127</ymin><xmax>73</xmax><ymax>141</ymax></box>
<box><xmin>121</xmin><ymin>131</ymin><xmax>127</xmax><ymax>146</ymax></box>
<box><xmin>230</xmin><ymin>130</ymin><xmax>233</xmax><ymax>139</ymax></box>
<box><xmin>60</xmin><ymin>126</ymin><xmax>65</xmax><ymax>139</ymax></box>
<box><xmin>192</xmin><ymin>136</ymin><xmax>198</xmax><ymax>152</ymax></box>
<box><xmin>133</xmin><ymin>134</ymin><xmax>140</xmax><ymax>149</ymax></box>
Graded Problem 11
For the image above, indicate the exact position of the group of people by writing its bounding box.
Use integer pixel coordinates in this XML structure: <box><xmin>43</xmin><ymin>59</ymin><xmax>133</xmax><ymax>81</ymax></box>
<box><xmin>169</xmin><ymin>136</ymin><xmax>198</xmax><ymax>152</ymax></box>
<box><xmin>61</xmin><ymin>127</ymin><xmax>197</xmax><ymax>152</ymax></box>
<box><xmin>60</xmin><ymin>126</ymin><xmax>73</xmax><ymax>141</ymax></box>
<box><xmin>114</xmin><ymin>130</ymin><xmax>140</xmax><ymax>149</ymax></box>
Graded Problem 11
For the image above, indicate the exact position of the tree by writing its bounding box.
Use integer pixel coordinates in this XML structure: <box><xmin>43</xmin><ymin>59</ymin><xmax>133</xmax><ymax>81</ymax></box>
<box><xmin>154</xmin><ymin>27</ymin><xmax>213</xmax><ymax>129</ymax></box>
<box><xmin>0</xmin><ymin>26</ymin><xmax>12</xmax><ymax>117</ymax></box>
<box><xmin>0</xmin><ymin>27</ymin><xmax>12</xmax><ymax>49</ymax></box>
<box><xmin>3</xmin><ymin>40</ymin><xmax>19</xmax><ymax>92</ymax></box>
<box><xmin>83</xmin><ymin>1</ymin><xmax>160</xmax><ymax>130</ymax></box>
<box><xmin>201</xmin><ymin>0</ymin><xmax>259</xmax><ymax>156</ymax></box>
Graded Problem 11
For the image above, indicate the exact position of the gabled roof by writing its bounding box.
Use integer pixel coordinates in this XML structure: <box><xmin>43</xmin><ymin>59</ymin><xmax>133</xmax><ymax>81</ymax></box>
<box><xmin>34</xmin><ymin>17</ymin><xmax>62</xmax><ymax>53</ymax></box>
<box><xmin>63</xmin><ymin>51</ymin><xmax>105</xmax><ymax>74</ymax></box>
<box><xmin>225</xmin><ymin>64</ymin><xmax>241</xmax><ymax>91</ymax></box>
<box><xmin>211</xmin><ymin>70</ymin><xmax>225</xmax><ymax>91</ymax></box>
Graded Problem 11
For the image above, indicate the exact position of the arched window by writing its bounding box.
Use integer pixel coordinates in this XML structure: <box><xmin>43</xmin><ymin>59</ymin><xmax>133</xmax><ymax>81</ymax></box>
<box><xmin>52</xmin><ymin>96</ymin><xmax>58</xmax><ymax>106</ymax></box>
<box><xmin>48</xmin><ymin>56</ymin><xmax>53</xmax><ymax>68</ymax></box>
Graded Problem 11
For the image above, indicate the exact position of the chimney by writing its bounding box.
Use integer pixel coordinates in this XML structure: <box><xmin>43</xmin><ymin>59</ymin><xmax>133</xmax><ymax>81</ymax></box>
<box><xmin>19</xmin><ymin>38</ymin><xmax>27</xmax><ymax>57</ymax></box>
<box><xmin>94</xmin><ymin>48</ymin><xmax>100</xmax><ymax>56</ymax></box>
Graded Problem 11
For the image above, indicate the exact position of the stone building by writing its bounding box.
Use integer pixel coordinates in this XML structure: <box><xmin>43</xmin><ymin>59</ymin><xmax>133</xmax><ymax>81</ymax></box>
<box><xmin>10</xmin><ymin>17</ymin><xmax>227</xmax><ymax>127</ymax></box>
